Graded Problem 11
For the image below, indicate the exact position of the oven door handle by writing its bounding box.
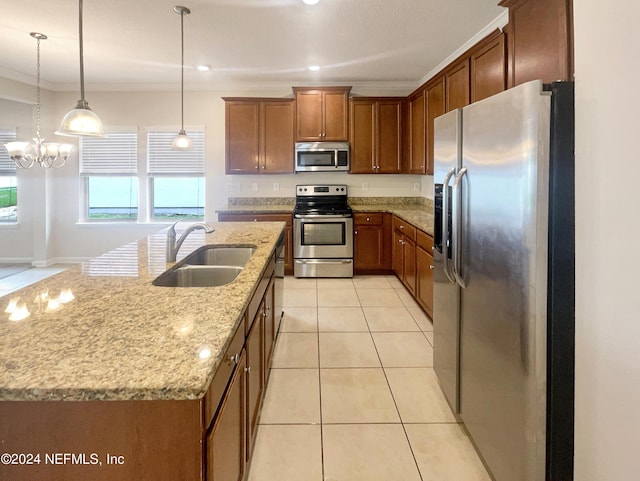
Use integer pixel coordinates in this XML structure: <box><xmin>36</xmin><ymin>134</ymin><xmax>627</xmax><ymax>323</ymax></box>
<box><xmin>295</xmin><ymin>259</ymin><xmax>353</xmax><ymax>265</ymax></box>
<box><xmin>294</xmin><ymin>214</ymin><xmax>353</xmax><ymax>219</ymax></box>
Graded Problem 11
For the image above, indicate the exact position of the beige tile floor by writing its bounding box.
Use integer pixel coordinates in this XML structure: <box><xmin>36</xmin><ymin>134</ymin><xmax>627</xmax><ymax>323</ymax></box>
<box><xmin>248</xmin><ymin>275</ymin><xmax>492</xmax><ymax>481</ymax></box>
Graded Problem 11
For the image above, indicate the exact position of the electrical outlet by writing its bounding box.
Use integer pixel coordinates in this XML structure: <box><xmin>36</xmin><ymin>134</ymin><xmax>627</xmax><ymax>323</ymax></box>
<box><xmin>273</xmin><ymin>182</ymin><xmax>280</xmax><ymax>192</ymax></box>
<box><xmin>362</xmin><ymin>183</ymin><xmax>369</xmax><ymax>191</ymax></box>
<box><xmin>225</xmin><ymin>183</ymin><xmax>234</xmax><ymax>192</ymax></box>
<box><xmin>413</xmin><ymin>182</ymin><xmax>420</xmax><ymax>192</ymax></box>
<box><xmin>251</xmin><ymin>183</ymin><xmax>259</xmax><ymax>192</ymax></box>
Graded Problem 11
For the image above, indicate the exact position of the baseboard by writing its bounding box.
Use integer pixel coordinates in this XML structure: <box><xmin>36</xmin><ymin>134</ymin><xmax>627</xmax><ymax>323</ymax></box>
<box><xmin>31</xmin><ymin>257</ymin><xmax>89</xmax><ymax>268</ymax></box>
<box><xmin>0</xmin><ymin>257</ymin><xmax>33</xmax><ymax>264</ymax></box>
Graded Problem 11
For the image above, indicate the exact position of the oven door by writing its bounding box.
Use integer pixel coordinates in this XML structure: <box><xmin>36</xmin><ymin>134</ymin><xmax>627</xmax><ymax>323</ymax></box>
<box><xmin>293</xmin><ymin>215</ymin><xmax>353</xmax><ymax>259</ymax></box>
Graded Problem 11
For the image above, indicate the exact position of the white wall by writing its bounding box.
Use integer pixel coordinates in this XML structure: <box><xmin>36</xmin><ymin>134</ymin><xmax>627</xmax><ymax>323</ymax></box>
<box><xmin>574</xmin><ymin>2</ymin><xmax>640</xmax><ymax>480</ymax></box>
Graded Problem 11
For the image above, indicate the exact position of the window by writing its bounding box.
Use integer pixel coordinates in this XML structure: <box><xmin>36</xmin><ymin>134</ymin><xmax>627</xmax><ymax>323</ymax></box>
<box><xmin>80</xmin><ymin>130</ymin><xmax>138</xmax><ymax>221</ymax></box>
<box><xmin>147</xmin><ymin>129</ymin><xmax>205</xmax><ymax>220</ymax></box>
<box><xmin>0</xmin><ymin>129</ymin><xmax>17</xmax><ymax>223</ymax></box>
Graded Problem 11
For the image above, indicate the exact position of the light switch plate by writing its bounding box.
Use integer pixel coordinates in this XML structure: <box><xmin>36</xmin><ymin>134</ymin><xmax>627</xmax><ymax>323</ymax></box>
<box><xmin>252</xmin><ymin>183</ymin><xmax>259</xmax><ymax>192</ymax></box>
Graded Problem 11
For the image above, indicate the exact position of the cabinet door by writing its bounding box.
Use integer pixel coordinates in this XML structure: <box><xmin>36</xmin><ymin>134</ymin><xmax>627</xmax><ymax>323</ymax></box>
<box><xmin>416</xmin><ymin>246</ymin><xmax>434</xmax><ymax>317</ymax></box>
<box><xmin>392</xmin><ymin>230</ymin><xmax>404</xmax><ymax>279</ymax></box>
<box><xmin>404</xmin><ymin>237</ymin><xmax>417</xmax><ymax>295</ymax></box>
<box><xmin>323</xmin><ymin>90</ymin><xmax>349</xmax><ymax>141</ymax></box>
<box><xmin>263</xmin><ymin>279</ymin><xmax>275</xmax><ymax>381</ymax></box>
<box><xmin>500</xmin><ymin>0</ymin><xmax>573</xmax><ymax>87</ymax></box>
<box><xmin>377</xmin><ymin>100</ymin><xmax>403</xmax><ymax>174</ymax></box>
<box><xmin>349</xmin><ymin>100</ymin><xmax>376</xmax><ymax>173</ymax></box>
<box><xmin>445</xmin><ymin>59</ymin><xmax>470</xmax><ymax>111</ymax></box>
<box><xmin>246</xmin><ymin>307</ymin><xmax>264</xmax><ymax>461</ymax></box>
<box><xmin>226</xmin><ymin>101</ymin><xmax>260</xmax><ymax>173</ymax></box>
<box><xmin>408</xmin><ymin>90</ymin><xmax>426</xmax><ymax>173</ymax></box>
<box><xmin>471</xmin><ymin>33</ymin><xmax>506</xmax><ymax>103</ymax></box>
<box><xmin>262</xmin><ymin>101</ymin><xmax>294</xmax><ymax>173</ymax></box>
<box><xmin>354</xmin><ymin>225</ymin><xmax>384</xmax><ymax>270</ymax></box>
<box><xmin>206</xmin><ymin>350</ymin><xmax>246</xmax><ymax>481</ymax></box>
<box><xmin>426</xmin><ymin>76</ymin><xmax>445</xmax><ymax>175</ymax></box>
<box><xmin>295</xmin><ymin>90</ymin><xmax>324</xmax><ymax>141</ymax></box>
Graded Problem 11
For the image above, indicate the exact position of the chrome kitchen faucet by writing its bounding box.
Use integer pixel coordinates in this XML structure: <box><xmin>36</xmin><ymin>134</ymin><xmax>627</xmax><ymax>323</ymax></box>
<box><xmin>166</xmin><ymin>221</ymin><xmax>215</xmax><ymax>262</ymax></box>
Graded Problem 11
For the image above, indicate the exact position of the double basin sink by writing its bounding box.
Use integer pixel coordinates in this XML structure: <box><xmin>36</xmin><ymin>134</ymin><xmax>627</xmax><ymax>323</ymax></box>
<box><xmin>153</xmin><ymin>246</ymin><xmax>257</xmax><ymax>287</ymax></box>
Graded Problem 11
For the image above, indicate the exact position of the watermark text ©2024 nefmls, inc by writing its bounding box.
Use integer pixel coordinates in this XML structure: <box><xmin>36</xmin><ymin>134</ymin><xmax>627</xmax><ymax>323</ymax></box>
<box><xmin>1</xmin><ymin>452</ymin><xmax>125</xmax><ymax>466</ymax></box>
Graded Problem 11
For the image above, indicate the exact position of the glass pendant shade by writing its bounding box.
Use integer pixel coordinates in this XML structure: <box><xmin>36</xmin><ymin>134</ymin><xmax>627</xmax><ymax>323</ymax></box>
<box><xmin>56</xmin><ymin>100</ymin><xmax>105</xmax><ymax>137</ymax></box>
<box><xmin>56</xmin><ymin>0</ymin><xmax>105</xmax><ymax>138</ymax></box>
<box><xmin>171</xmin><ymin>130</ymin><xmax>192</xmax><ymax>150</ymax></box>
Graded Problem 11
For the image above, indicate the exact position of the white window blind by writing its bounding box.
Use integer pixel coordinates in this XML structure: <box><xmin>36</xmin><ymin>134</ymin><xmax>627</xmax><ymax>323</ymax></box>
<box><xmin>0</xmin><ymin>130</ymin><xmax>17</xmax><ymax>175</ymax></box>
<box><xmin>147</xmin><ymin>130</ymin><xmax>205</xmax><ymax>175</ymax></box>
<box><xmin>79</xmin><ymin>131</ymin><xmax>138</xmax><ymax>175</ymax></box>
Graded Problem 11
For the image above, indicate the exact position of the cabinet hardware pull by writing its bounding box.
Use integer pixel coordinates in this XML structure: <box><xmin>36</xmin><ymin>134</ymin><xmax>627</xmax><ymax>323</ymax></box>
<box><xmin>399</xmin><ymin>225</ymin><xmax>404</xmax><ymax>230</ymax></box>
<box><xmin>429</xmin><ymin>265</ymin><xmax>435</xmax><ymax>270</ymax></box>
<box><xmin>366</xmin><ymin>217</ymin><xmax>370</xmax><ymax>222</ymax></box>
<box><xmin>245</xmin><ymin>366</ymin><xmax>251</xmax><ymax>374</ymax></box>
<box><xmin>354</xmin><ymin>230</ymin><xmax>358</xmax><ymax>235</ymax></box>
<box><xmin>227</xmin><ymin>353</ymin><xmax>240</xmax><ymax>365</ymax></box>
<box><xmin>254</xmin><ymin>165</ymin><xmax>259</xmax><ymax>169</ymax></box>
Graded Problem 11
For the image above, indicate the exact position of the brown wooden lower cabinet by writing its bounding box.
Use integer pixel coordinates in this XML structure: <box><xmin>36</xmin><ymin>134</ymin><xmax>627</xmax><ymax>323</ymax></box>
<box><xmin>416</xmin><ymin>230</ymin><xmax>434</xmax><ymax>317</ymax></box>
<box><xmin>218</xmin><ymin>213</ymin><xmax>293</xmax><ymax>274</ymax></box>
<box><xmin>246</xmin><ymin>302</ymin><xmax>264</xmax><ymax>462</ymax></box>
<box><xmin>391</xmin><ymin>215</ymin><xmax>434</xmax><ymax>316</ymax></box>
<box><xmin>207</xmin><ymin>349</ymin><xmax>247</xmax><ymax>481</ymax></box>
<box><xmin>353</xmin><ymin>212</ymin><xmax>392</xmax><ymax>273</ymax></box>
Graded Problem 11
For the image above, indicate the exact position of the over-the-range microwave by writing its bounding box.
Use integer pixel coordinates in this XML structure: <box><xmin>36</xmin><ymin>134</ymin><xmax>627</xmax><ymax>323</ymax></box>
<box><xmin>294</xmin><ymin>142</ymin><xmax>350</xmax><ymax>172</ymax></box>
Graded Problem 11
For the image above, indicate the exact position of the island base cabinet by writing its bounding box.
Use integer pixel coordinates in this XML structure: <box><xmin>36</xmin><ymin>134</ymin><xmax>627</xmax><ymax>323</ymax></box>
<box><xmin>207</xmin><ymin>350</ymin><xmax>247</xmax><ymax>481</ymax></box>
<box><xmin>0</xmin><ymin>400</ymin><xmax>202</xmax><ymax>481</ymax></box>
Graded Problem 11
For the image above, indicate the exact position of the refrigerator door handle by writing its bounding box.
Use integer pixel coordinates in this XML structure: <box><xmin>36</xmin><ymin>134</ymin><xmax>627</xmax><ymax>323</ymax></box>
<box><xmin>452</xmin><ymin>166</ymin><xmax>467</xmax><ymax>289</ymax></box>
<box><xmin>441</xmin><ymin>167</ymin><xmax>457</xmax><ymax>285</ymax></box>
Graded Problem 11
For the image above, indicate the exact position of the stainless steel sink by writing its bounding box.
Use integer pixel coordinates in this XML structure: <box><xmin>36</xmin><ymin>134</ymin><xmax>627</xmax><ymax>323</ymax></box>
<box><xmin>183</xmin><ymin>246</ymin><xmax>257</xmax><ymax>267</ymax></box>
<box><xmin>153</xmin><ymin>265</ymin><xmax>244</xmax><ymax>288</ymax></box>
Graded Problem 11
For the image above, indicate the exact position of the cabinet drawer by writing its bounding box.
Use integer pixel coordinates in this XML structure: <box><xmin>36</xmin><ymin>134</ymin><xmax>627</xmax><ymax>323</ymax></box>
<box><xmin>204</xmin><ymin>315</ymin><xmax>246</xmax><ymax>429</ymax></box>
<box><xmin>354</xmin><ymin>212</ymin><xmax>383</xmax><ymax>225</ymax></box>
<box><xmin>218</xmin><ymin>213</ymin><xmax>292</xmax><ymax>226</ymax></box>
<box><xmin>417</xmin><ymin>230</ymin><xmax>433</xmax><ymax>253</ymax></box>
<box><xmin>393</xmin><ymin>216</ymin><xmax>416</xmax><ymax>240</ymax></box>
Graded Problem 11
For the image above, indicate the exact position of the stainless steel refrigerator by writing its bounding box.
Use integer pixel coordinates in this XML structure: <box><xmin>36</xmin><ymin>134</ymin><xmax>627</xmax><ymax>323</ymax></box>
<box><xmin>433</xmin><ymin>80</ymin><xmax>574</xmax><ymax>481</ymax></box>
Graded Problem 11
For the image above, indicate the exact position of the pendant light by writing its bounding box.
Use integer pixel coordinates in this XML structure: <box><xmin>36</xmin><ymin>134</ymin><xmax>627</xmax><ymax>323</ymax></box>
<box><xmin>56</xmin><ymin>0</ymin><xmax>105</xmax><ymax>137</ymax></box>
<box><xmin>172</xmin><ymin>5</ymin><xmax>192</xmax><ymax>151</ymax></box>
<box><xmin>3</xmin><ymin>33</ymin><xmax>74</xmax><ymax>168</ymax></box>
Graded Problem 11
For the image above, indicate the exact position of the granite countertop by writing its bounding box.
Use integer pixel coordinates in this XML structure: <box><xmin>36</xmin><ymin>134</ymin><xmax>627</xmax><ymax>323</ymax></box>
<box><xmin>217</xmin><ymin>197</ymin><xmax>435</xmax><ymax>236</ymax></box>
<box><xmin>0</xmin><ymin>222</ymin><xmax>285</xmax><ymax>402</ymax></box>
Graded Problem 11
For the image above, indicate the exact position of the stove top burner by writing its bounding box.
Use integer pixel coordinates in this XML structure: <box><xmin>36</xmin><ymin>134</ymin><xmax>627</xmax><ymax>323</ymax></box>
<box><xmin>294</xmin><ymin>184</ymin><xmax>352</xmax><ymax>216</ymax></box>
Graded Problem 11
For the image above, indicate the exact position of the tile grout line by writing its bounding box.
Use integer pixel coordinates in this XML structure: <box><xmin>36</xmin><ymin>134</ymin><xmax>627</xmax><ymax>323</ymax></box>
<box><xmin>315</xmin><ymin>286</ymin><xmax>326</xmax><ymax>481</ymax></box>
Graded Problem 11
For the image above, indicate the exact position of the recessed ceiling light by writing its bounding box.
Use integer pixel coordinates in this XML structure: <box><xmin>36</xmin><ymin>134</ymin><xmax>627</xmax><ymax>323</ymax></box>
<box><xmin>196</xmin><ymin>65</ymin><xmax>210</xmax><ymax>72</ymax></box>
<box><xmin>308</xmin><ymin>65</ymin><xmax>320</xmax><ymax>71</ymax></box>
<box><xmin>303</xmin><ymin>0</ymin><xmax>320</xmax><ymax>5</ymax></box>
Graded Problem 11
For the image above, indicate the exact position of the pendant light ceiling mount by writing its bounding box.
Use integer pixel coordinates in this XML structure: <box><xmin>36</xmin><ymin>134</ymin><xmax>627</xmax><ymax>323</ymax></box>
<box><xmin>172</xmin><ymin>5</ymin><xmax>192</xmax><ymax>151</ymax></box>
<box><xmin>3</xmin><ymin>32</ymin><xmax>73</xmax><ymax>168</ymax></box>
<box><xmin>56</xmin><ymin>0</ymin><xmax>105</xmax><ymax>138</ymax></box>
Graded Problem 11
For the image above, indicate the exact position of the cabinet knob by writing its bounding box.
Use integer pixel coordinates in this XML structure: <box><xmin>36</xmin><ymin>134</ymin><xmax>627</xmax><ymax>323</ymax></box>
<box><xmin>262</xmin><ymin>165</ymin><xmax>266</xmax><ymax>169</ymax></box>
<box><xmin>227</xmin><ymin>353</ymin><xmax>240</xmax><ymax>365</ymax></box>
<box><xmin>399</xmin><ymin>225</ymin><xmax>404</xmax><ymax>230</ymax></box>
<box><xmin>354</xmin><ymin>230</ymin><xmax>358</xmax><ymax>235</ymax></box>
<box><xmin>255</xmin><ymin>165</ymin><xmax>259</xmax><ymax>170</ymax></box>
<box><xmin>429</xmin><ymin>265</ymin><xmax>435</xmax><ymax>270</ymax></box>
<box><xmin>245</xmin><ymin>366</ymin><xmax>251</xmax><ymax>374</ymax></box>
<box><xmin>366</xmin><ymin>217</ymin><xmax>370</xmax><ymax>222</ymax></box>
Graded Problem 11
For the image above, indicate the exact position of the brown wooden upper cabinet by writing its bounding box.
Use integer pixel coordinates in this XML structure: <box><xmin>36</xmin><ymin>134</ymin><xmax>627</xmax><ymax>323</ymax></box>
<box><xmin>425</xmin><ymin>76</ymin><xmax>445</xmax><ymax>175</ymax></box>
<box><xmin>350</xmin><ymin>98</ymin><xmax>403</xmax><ymax>174</ymax></box>
<box><xmin>445</xmin><ymin>58</ymin><xmax>470</xmax><ymax>112</ymax></box>
<box><xmin>406</xmin><ymin>89</ymin><xmax>426</xmax><ymax>174</ymax></box>
<box><xmin>470</xmin><ymin>32</ymin><xmax>507</xmax><ymax>103</ymax></box>
<box><xmin>499</xmin><ymin>0</ymin><xmax>573</xmax><ymax>87</ymax></box>
<box><xmin>224</xmin><ymin>98</ymin><xmax>294</xmax><ymax>174</ymax></box>
<box><xmin>293</xmin><ymin>86</ymin><xmax>351</xmax><ymax>141</ymax></box>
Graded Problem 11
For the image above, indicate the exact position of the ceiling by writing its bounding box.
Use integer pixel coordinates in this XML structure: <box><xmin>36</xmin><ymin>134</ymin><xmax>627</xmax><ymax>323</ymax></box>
<box><xmin>0</xmin><ymin>0</ymin><xmax>505</xmax><ymax>92</ymax></box>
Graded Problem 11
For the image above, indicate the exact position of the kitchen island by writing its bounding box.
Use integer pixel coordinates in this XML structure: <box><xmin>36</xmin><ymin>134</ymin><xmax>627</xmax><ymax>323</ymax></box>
<box><xmin>0</xmin><ymin>221</ymin><xmax>285</xmax><ymax>481</ymax></box>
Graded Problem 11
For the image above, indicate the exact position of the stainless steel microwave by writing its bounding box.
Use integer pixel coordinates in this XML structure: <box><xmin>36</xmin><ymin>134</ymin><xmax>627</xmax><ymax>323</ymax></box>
<box><xmin>295</xmin><ymin>142</ymin><xmax>350</xmax><ymax>172</ymax></box>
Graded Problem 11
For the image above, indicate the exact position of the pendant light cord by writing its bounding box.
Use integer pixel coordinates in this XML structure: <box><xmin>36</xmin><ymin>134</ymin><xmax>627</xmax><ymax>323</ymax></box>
<box><xmin>79</xmin><ymin>0</ymin><xmax>85</xmax><ymax>103</ymax></box>
<box><xmin>180</xmin><ymin>9</ymin><xmax>185</xmax><ymax>131</ymax></box>
<box><xmin>35</xmin><ymin>36</ymin><xmax>41</xmax><ymax>139</ymax></box>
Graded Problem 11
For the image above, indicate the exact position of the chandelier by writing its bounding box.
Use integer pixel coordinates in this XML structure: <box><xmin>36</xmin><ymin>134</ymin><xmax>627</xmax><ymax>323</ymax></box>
<box><xmin>3</xmin><ymin>33</ymin><xmax>74</xmax><ymax>168</ymax></box>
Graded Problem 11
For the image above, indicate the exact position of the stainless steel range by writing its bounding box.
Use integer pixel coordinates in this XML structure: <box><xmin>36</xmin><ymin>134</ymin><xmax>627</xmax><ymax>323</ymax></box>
<box><xmin>293</xmin><ymin>184</ymin><xmax>353</xmax><ymax>278</ymax></box>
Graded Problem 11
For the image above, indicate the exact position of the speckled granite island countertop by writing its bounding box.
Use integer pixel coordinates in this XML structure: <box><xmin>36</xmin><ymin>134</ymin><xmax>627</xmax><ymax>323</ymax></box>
<box><xmin>0</xmin><ymin>222</ymin><xmax>285</xmax><ymax>402</ymax></box>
